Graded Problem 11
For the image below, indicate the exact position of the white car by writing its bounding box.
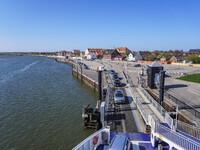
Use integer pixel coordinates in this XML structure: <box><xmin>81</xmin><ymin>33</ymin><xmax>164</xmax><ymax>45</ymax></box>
<box><xmin>114</xmin><ymin>90</ymin><xmax>125</xmax><ymax>104</ymax></box>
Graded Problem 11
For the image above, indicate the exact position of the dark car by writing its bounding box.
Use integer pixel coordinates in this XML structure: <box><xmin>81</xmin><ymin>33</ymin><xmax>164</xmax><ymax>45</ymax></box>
<box><xmin>113</xmin><ymin>74</ymin><xmax>118</xmax><ymax>80</ymax></box>
<box><xmin>109</xmin><ymin>70</ymin><xmax>115</xmax><ymax>74</ymax></box>
<box><xmin>83</xmin><ymin>64</ymin><xmax>88</xmax><ymax>69</ymax></box>
<box><xmin>113</xmin><ymin>73</ymin><xmax>118</xmax><ymax>76</ymax></box>
<box><xmin>134</xmin><ymin>64</ymin><xmax>141</xmax><ymax>67</ymax></box>
<box><xmin>114</xmin><ymin>79</ymin><xmax>121</xmax><ymax>87</ymax></box>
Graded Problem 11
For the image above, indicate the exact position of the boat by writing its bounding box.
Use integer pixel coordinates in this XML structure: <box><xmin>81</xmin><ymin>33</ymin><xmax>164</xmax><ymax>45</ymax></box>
<box><xmin>73</xmin><ymin>123</ymin><xmax>200</xmax><ymax>150</ymax></box>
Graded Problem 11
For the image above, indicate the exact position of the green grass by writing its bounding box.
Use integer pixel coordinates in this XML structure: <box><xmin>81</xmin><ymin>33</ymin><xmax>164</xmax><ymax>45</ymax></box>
<box><xmin>177</xmin><ymin>73</ymin><xmax>200</xmax><ymax>83</ymax></box>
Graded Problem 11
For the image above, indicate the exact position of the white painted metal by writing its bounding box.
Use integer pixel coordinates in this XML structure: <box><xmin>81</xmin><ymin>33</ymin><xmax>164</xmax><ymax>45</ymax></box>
<box><xmin>73</xmin><ymin>127</ymin><xmax>110</xmax><ymax>150</ymax></box>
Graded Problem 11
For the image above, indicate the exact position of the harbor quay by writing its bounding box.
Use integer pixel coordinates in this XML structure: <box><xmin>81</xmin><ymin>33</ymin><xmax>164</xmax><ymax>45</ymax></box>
<box><xmin>40</xmin><ymin>56</ymin><xmax>200</xmax><ymax>149</ymax></box>
<box><xmin>54</xmin><ymin>56</ymin><xmax>200</xmax><ymax>130</ymax></box>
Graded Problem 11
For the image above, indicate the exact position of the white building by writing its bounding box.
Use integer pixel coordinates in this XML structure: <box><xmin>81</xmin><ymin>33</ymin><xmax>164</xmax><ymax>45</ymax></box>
<box><xmin>127</xmin><ymin>53</ymin><xmax>134</xmax><ymax>61</ymax></box>
<box><xmin>87</xmin><ymin>52</ymin><xmax>97</xmax><ymax>60</ymax></box>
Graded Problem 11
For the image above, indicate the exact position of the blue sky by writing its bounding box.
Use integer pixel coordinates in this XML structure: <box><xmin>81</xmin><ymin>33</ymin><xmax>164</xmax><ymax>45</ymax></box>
<box><xmin>0</xmin><ymin>0</ymin><xmax>200</xmax><ymax>52</ymax></box>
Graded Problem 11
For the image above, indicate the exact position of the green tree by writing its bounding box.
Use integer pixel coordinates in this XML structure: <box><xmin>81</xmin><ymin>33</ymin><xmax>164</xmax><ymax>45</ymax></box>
<box><xmin>186</xmin><ymin>54</ymin><xmax>200</xmax><ymax>64</ymax></box>
<box><xmin>147</xmin><ymin>55</ymin><xmax>156</xmax><ymax>61</ymax></box>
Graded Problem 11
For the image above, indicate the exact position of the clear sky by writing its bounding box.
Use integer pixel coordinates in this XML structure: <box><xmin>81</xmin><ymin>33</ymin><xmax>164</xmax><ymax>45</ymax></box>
<box><xmin>0</xmin><ymin>0</ymin><xmax>200</xmax><ymax>52</ymax></box>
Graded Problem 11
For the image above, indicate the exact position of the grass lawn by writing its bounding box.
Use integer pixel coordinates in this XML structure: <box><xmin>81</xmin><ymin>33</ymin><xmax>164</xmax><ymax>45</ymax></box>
<box><xmin>177</xmin><ymin>73</ymin><xmax>200</xmax><ymax>83</ymax></box>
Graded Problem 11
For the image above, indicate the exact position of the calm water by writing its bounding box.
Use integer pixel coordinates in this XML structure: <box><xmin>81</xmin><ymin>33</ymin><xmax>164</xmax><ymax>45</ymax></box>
<box><xmin>0</xmin><ymin>56</ymin><xmax>97</xmax><ymax>150</ymax></box>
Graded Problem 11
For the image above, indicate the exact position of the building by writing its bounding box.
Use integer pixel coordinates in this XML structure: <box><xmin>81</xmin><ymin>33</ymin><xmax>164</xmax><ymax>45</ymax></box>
<box><xmin>57</xmin><ymin>51</ymin><xmax>72</xmax><ymax>56</ymax></box>
<box><xmin>80</xmin><ymin>52</ymin><xmax>85</xmax><ymax>58</ymax></box>
<box><xmin>133</xmin><ymin>53</ymin><xmax>143</xmax><ymax>62</ymax></box>
<box><xmin>114</xmin><ymin>56</ymin><xmax>125</xmax><ymax>61</ymax></box>
<box><xmin>85</xmin><ymin>48</ymin><xmax>107</xmax><ymax>59</ymax></box>
<box><xmin>127</xmin><ymin>53</ymin><xmax>134</xmax><ymax>61</ymax></box>
<box><xmin>115</xmin><ymin>47</ymin><xmax>131</xmax><ymax>57</ymax></box>
<box><xmin>170</xmin><ymin>56</ymin><xmax>178</xmax><ymax>63</ymax></box>
<box><xmin>103</xmin><ymin>49</ymin><xmax>121</xmax><ymax>60</ymax></box>
<box><xmin>160</xmin><ymin>57</ymin><xmax>166</xmax><ymax>62</ymax></box>
<box><xmin>87</xmin><ymin>52</ymin><xmax>97</xmax><ymax>60</ymax></box>
<box><xmin>73</xmin><ymin>50</ymin><xmax>81</xmax><ymax>57</ymax></box>
<box><xmin>189</xmin><ymin>49</ymin><xmax>200</xmax><ymax>53</ymax></box>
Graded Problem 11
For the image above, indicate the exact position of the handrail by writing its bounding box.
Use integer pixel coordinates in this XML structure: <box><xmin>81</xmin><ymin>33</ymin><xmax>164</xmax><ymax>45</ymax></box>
<box><xmin>164</xmin><ymin>91</ymin><xmax>200</xmax><ymax>118</ymax></box>
<box><xmin>177</xmin><ymin>120</ymin><xmax>200</xmax><ymax>140</ymax></box>
<box><xmin>104</xmin><ymin>87</ymin><xmax>110</xmax><ymax>126</ymax></box>
<box><xmin>138</xmin><ymin>85</ymin><xmax>174</xmax><ymax>129</ymax></box>
<box><xmin>73</xmin><ymin>127</ymin><xmax>110</xmax><ymax>150</ymax></box>
<box><xmin>156</xmin><ymin>123</ymin><xmax>200</xmax><ymax>150</ymax></box>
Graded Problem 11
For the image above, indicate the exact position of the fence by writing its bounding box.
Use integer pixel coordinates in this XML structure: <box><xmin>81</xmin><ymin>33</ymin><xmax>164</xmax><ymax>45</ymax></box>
<box><xmin>138</xmin><ymin>85</ymin><xmax>174</xmax><ymax>129</ymax></box>
<box><xmin>73</xmin><ymin>127</ymin><xmax>110</xmax><ymax>150</ymax></box>
<box><xmin>156</xmin><ymin>123</ymin><xmax>200</xmax><ymax>150</ymax></box>
<box><xmin>128</xmin><ymin>86</ymin><xmax>149</xmax><ymax>124</ymax></box>
<box><xmin>104</xmin><ymin>87</ymin><xmax>111</xmax><ymax>127</ymax></box>
<box><xmin>177</xmin><ymin>120</ymin><xmax>200</xmax><ymax>140</ymax></box>
<box><xmin>164</xmin><ymin>92</ymin><xmax>200</xmax><ymax>119</ymax></box>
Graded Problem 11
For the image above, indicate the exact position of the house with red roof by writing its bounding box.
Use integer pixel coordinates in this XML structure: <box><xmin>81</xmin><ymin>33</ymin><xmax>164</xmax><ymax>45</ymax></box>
<box><xmin>115</xmin><ymin>47</ymin><xmax>131</xmax><ymax>57</ymax></box>
<box><xmin>85</xmin><ymin>48</ymin><xmax>107</xmax><ymax>59</ymax></box>
<box><xmin>103</xmin><ymin>49</ymin><xmax>121</xmax><ymax>60</ymax></box>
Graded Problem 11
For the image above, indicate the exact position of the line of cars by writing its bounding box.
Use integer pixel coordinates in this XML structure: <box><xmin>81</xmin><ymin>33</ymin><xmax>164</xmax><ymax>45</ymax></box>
<box><xmin>109</xmin><ymin>70</ymin><xmax>121</xmax><ymax>87</ymax></box>
<box><xmin>109</xmin><ymin>70</ymin><xmax>126</xmax><ymax>104</ymax></box>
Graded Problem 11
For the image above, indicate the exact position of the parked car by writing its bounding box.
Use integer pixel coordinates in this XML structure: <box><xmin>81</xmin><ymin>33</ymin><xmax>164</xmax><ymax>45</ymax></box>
<box><xmin>114</xmin><ymin>79</ymin><xmax>121</xmax><ymax>87</ymax></box>
<box><xmin>109</xmin><ymin>70</ymin><xmax>115</xmax><ymax>74</ymax></box>
<box><xmin>112</xmin><ymin>74</ymin><xmax>118</xmax><ymax>80</ymax></box>
<box><xmin>109</xmin><ymin>135</ymin><xmax>130</xmax><ymax>150</ymax></box>
<box><xmin>134</xmin><ymin>64</ymin><xmax>141</xmax><ymax>67</ymax></box>
<box><xmin>83</xmin><ymin>64</ymin><xmax>88</xmax><ymax>69</ymax></box>
<box><xmin>114</xmin><ymin>90</ymin><xmax>125</xmax><ymax>103</ymax></box>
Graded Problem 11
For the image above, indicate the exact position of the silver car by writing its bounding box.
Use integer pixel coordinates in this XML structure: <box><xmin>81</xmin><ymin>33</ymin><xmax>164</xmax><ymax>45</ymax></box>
<box><xmin>114</xmin><ymin>90</ymin><xmax>125</xmax><ymax>103</ymax></box>
<box><xmin>109</xmin><ymin>135</ymin><xmax>130</xmax><ymax>150</ymax></box>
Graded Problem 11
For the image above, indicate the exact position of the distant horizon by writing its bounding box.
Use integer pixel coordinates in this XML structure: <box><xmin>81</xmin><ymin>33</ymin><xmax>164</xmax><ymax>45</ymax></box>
<box><xmin>0</xmin><ymin>0</ymin><xmax>200</xmax><ymax>52</ymax></box>
<box><xmin>0</xmin><ymin>48</ymin><xmax>196</xmax><ymax>53</ymax></box>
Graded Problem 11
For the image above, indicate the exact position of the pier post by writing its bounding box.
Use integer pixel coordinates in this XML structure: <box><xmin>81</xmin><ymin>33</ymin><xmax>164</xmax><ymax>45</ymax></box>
<box><xmin>98</xmin><ymin>70</ymin><xmax>102</xmax><ymax>110</ymax></box>
<box><xmin>77</xmin><ymin>66</ymin><xmax>78</xmax><ymax>78</ymax></box>
<box><xmin>159</xmin><ymin>70</ymin><xmax>165</xmax><ymax>106</ymax></box>
<box><xmin>81</xmin><ymin>66</ymin><xmax>82</xmax><ymax>81</ymax></box>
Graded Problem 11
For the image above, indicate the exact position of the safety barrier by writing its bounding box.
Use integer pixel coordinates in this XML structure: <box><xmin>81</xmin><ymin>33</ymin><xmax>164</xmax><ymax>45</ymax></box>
<box><xmin>128</xmin><ymin>86</ymin><xmax>148</xmax><ymax>123</ymax></box>
<box><xmin>138</xmin><ymin>85</ymin><xmax>174</xmax><ymax>129</ymax></box>
<box><xmin>156</xmin><ymin>123</ymin><xmax>200</xmax><ymax>150</ymax></box>
<box><xmin>73</xmin><ymin>127</ymin><xmax>110</xmax><ymax>150</ymax></box>
<box><xmin>164</xmin><ymin>92</ymin><xmax>200</xmax><ymax>119</ymax></box>
<box><xmin>104</xmin><ymin>87</ymin><xmax>110</xmax><ymax>127</ymax></box>
<box><xmin>177</xmin><ymin>120</ymin><xmax>200</xmax><ymax>140</ymax></box>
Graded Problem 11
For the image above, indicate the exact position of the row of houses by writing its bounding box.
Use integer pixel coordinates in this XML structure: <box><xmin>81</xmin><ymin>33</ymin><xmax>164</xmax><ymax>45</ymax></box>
<box><xmin>57</xmin><ymin>47</ymin><xmax>143</xmax><ymax>62</ymax></box>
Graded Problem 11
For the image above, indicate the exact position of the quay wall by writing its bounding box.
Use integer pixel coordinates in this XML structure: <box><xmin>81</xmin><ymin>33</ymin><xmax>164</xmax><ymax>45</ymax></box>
<box><xmin>54</xmin><ymin>58</ymin><xmax>99</xmax><ymax>91</ymax></box>
<box><xmin>72</xmin><ymin>69</ymin><xmax>99</xmax><ymax>91</ymax></box>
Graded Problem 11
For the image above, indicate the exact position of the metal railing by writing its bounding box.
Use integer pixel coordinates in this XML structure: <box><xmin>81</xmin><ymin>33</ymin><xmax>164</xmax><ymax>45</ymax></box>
<box><xmin>156</xmin><ymin>123</ymin><xmax>200</xmax><ymax>150</ymax></box>
<box><xmin>128</xmin><ymin>86</ymin><xmax>149</xmax><ymax>123</ymax></box>
<box><xmin>177</xmin><ymin>120</ymin><xmax>200</xmax><ymax>140</ymax></box>
<box><xmin>164</xmin><ymin>92</ymin><xmax>200</xmax><ymax>118</ymax></box>
<box><xmin>138</xmin><ymin>85</ymin><xmax>174</xmax><ymax>129</ymax></box>
<box><xmin>104</xmin><ymin>87</ymin><xmax>110</xmax><ymax>126</ymax></box>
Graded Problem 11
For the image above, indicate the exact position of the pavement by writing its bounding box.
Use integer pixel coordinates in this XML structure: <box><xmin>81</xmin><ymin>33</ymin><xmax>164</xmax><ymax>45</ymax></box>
<box><xmin>73</xmin><ymin>58</ymin><xmax>200</xmax><ymax>126</ymax></box>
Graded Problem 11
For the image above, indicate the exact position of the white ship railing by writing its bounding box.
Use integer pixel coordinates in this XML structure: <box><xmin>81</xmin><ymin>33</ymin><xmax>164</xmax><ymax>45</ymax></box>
<box><xmin>156</xmin><ymin>123</ymin><xmax>200</xmax><ymax>150</ymax></box>
<box><xmin>73</xmin><ymin>127</ymin><xmax>110</xmax><ymax>150</ymax></box>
